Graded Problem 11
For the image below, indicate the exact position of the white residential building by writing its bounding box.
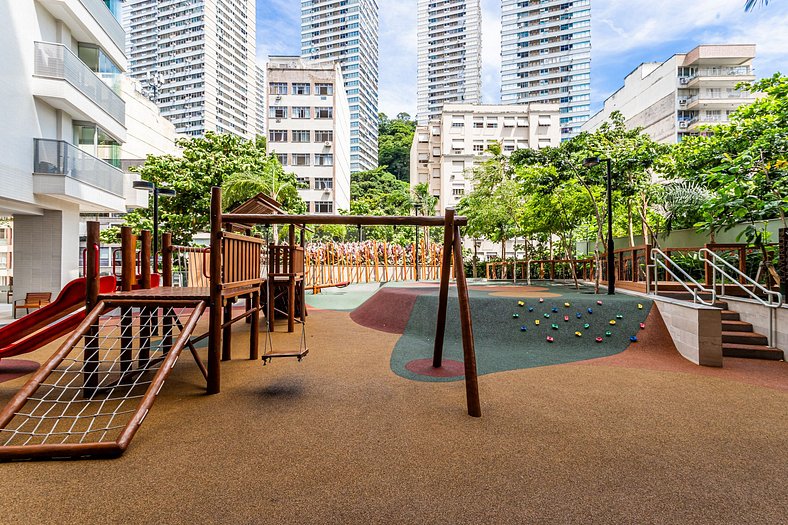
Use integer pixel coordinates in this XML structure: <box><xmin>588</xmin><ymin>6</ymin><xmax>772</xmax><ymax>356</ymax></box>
<box><xmin>124</xmin><ymin>0</ymin><xmax>258</xmax><ymax>138</ymax></box>
<box><xmin>301</xmin><ymin>0</ymin><xmax>379</xmax><ymax>173</ymax></box>
<box><xmin>0</xmin><ymin>0</ymin><xmax>138</xmax><ymax>299</ymax></box>
<box><xmin>255</xmin><ymin>64</ymin><xmax>266</xmax><ymax>137</ymax></box>
<box><xmin>265</xmin><ymin>57</ymin><xmax>351</xmax><ymax>214</ymax></box>
<box><xmin>581</xmin><ymin>44</ymin><xmax>758</xmax><ymax>143</ymax></box>
<box><xmin>409</xmin><ymin>103</ymin><xmax>560</xmax><ymax>214</ymax></box>
<box><xmin>500</xmin><ymin>0</ymin><xmax>591</xmax><ymax>140</ymax></box>
<box><xmin>416</xmin><ymin>0</ymin><xmax>482</xmax><ymax>124</ymax></box>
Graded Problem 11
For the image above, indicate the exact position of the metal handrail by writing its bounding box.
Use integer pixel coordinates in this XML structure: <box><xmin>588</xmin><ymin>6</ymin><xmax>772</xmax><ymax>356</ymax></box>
<box><xmin>699</xmin><ymin>248</ymin><xmax>783</xmax><ymax>308</ymax></box>
<box><xmin>650</xmin><ymin>248</ymin><xmax>716</xmax><ymax>306</ymax></box>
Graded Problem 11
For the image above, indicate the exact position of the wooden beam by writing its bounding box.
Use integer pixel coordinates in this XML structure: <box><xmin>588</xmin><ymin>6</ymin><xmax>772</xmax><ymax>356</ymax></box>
<box><xmin>221</xmin><ymin>213</ymin><xmax>468</xmax><ymax>227</ymax></box>
<box><xmin>453</xmin><ymin>225</ymin><xmax>481</xmax><ymax>418</ymax></box>
<box><xmin>208</xmin><ymin>187</ymin><xmax>223</xmax><ymax>394</ymax></box>
<box><xmin>432</xmin><ymin>208</ymin><xmax>455</xmax><ymax>368</ymax></box>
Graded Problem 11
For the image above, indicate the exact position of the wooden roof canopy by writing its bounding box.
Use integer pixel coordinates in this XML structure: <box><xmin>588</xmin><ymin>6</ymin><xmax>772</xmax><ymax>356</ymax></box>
<box><xmin>225</xmin><ymin>192</ymin><xmax>308</xmax><ymax>231</ymax></box>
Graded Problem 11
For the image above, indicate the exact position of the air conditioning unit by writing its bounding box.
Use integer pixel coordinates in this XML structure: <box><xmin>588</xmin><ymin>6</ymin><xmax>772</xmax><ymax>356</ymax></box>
<box><xmin>679</xmin><ymin>121</ymin><xmax>688</xmax><ymax>129</ymax></box>
<box><xmin>679</xmin><ymin>78</ymin><xmax>689</xmax><ymax>85</ymax></box>
<box><xmin>679</xmin><ymin>99</ymin><xmax>687</xmax><ymax>105</ymax></box>
<box><xmin>275</xmin><ymin>95</ymin><xmax>282</xmax><ymax>100</ymax></box>
<box><xmin>324</xmin><ymin>141</ymin><xmax>332</xmax><ymax>147</ymax></box>
<box><xmin>275</xmin><ymin>118</ymin><xmax>281</xmax><ymax>123</ymax></box>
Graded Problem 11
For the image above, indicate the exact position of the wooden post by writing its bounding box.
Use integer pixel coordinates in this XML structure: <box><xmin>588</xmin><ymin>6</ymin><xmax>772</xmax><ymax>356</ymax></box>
<box><xmin>452</xmin><ymin>225</ymin><xmax>481</xmax><ymax>418</ymax></box>
<box><xmin>141</xmin><ymin>230</ymin><xmax>152</xmax><ymax>289</ymax></box>
<box><xmin>432</xmin><ymin>208</ymin><xmax>455</xmax><ymax>368</ymax></box>
<box><xmin>120</xmin><ymin>226</ymin><xmax>134</xmax><ymax>373</ymax></box>
<box><xmin>250</xmin><ymin>290</ymin><xmax>260</xmax><ymax>359</ymax></box>
<box><xmin>208</xmin><ymin>187</ymin><xmax>223</xmax><ymax>394</ymax></box>
<box><xmin>84</xmin><ymin>222</ymin><xmax>101</xmax><ymax>396</ymax></box>
<box><xmin>139</xmin><ymin>230</ymin><xmax>153</xmax><ymax>362</ymax></box>
<box><xmin>162</xmin><ymin>232</ymin><xmax>173</xmax><ymax>286</ymax></box>
<box><xmin>222</xmin><ymin>300</ymin><xmax>233</xmax><ymax>361</ymax></box>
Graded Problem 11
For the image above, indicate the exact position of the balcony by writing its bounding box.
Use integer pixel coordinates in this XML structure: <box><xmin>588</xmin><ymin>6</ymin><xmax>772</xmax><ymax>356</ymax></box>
<box><xmin>33</xmin><ymin>139</ymin><xmax>126</xmax><ymax>212</ymax></box>
<box><xmin>36</xmin><ymin>0</ymin><xmax>125</xmax><ymax>61</ymax></box>
<box><xmin>33</xmin><ymin>42</ymin><xmax>125</xmax><ymax>138</ymax></box>
<box><xmin>680</xmin><ymin>91</ymin><xmax>756</xmax><ymax>110</ymax></box>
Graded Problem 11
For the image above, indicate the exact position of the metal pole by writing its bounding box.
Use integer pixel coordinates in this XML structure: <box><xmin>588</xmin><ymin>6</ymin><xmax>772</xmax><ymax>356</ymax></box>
<box><xmin>606</xmin><ymin>159</ymin><xmax>615</xmax><ymax>295</ymax></box>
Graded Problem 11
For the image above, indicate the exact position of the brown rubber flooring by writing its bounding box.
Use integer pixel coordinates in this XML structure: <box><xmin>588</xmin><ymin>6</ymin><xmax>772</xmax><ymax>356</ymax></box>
<box><xmin>0</xmin><ymin>306</ymin><xmax>786</xmax><ymax>524</ymax></box>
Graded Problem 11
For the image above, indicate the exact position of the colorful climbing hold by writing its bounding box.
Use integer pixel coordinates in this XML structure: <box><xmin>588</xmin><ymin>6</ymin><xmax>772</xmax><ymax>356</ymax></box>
<box><xmin>564</xmin><ymin>302</ymin><xmax>571</xmax><ymax>308</ymax></box>
<box><xmin>518</xmin><ymin>301</ymin><xmax>525</xmax><ymax>307</ymax></box>
<box><xmin>513</xmin><ymin>313</ymin><xmax>520</xmax><ymax>319</ymax></box>
<box><xmin>595</xmin><ymin>337</ymin><xmax>603</xmax><ymax>343</ymax></box>
<box><xmin>546</xmin><ymin>336</ymin><xmax>554</xmax><ymax>343</ymax></box>
<box><xmin>520</xmin><ymin>326</ymin><xmax>527</xmax><ymax>332</ymax></box>
<box><xmin>640</xmin><ymin>322</ymin><xmax>645</xmax><ymax>329</ymax></box>
<box><xmin>551</xmin><ymin>323</ymin><xmax>559</xmax><ymax>330</ymax></box>
<box><xmin>609</xmin><ymin>320</ymin><xmax>616</xmax><ymax>325</ymax></box>
<box><xmin>630</xmin><ymin>335</ymin><xmax>638</xmax><ymax>342</ymax></box>
<box><xmin>563</xmin><ymin>315</ymin><xmax>569</xmax><ymax>322</ymax></box>
<box><xmin>535</xmin><ymin>320</ymin><xmax>540</xmax><ymax>326</ymax></box>
<box><xmin>539</xmin><ymin>298</ymin><xmax>544</xmax><ymax>303</ymax></box>
<box><xmin>528</xmin><ymin>306</ymin><xmax>534</xmax><ymax>312</ymax></box>
<box><xmin>551</xmin><ymin>307</ymin><xmax>558</xmax><ymax>313</ymax></box>
<box><xmin>637</xmin><ymin>303</ymin><xmax>643</xmax><ymax>310</ymax></box>
<box><xmin>597</xmin><ymin>300</ymin><xmax>603</xmax><ymax>305</ymax></box>
<box><xmin>574</xmin><ymin>331</ymin><xmax>582</xmax><ymax>337</ymax></box>
<box><xmin>587</xmin><ymin>308</ymin><xmax>593</xmax><ymax>314</ymax></box>
<box><xmin>583</xmin><ymin>323</ymin><xmax>590</xmax><ymax>329</ymax></box>
<box><xmin>605</xmin><ymin>330</ymin><xmax>612</xmax><ymax>337</ymax></box>
<box><xmin>616</xmin><ymin>314</ymin><xmax>623</xmax><ymax>319</ymax></box>
<box><xmin>544</xmin><ymin>313</ymin><xmax>550</xmax><ymax>318</ymax></box>
<box><xmin>576</xmin><ymin>312</ymin><xmax>582</xmax><ymax>319</ymax></box>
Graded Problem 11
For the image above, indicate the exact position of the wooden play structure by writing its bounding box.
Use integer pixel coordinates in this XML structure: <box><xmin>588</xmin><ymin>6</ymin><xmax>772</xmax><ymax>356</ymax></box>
<box><xmin>0</xmin><ymin>187</ymin><xmax>479</xmax><ymax>461</ymax></box>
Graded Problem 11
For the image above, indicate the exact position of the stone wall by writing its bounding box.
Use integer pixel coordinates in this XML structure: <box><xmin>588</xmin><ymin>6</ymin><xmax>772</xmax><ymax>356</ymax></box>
<box><xmin>654</xmin><ymin>298</ymin><xmax>722</xmax><ymax>367</ymax></box>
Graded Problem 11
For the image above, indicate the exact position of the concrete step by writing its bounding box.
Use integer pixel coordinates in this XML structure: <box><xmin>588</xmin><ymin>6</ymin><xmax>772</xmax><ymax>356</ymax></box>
<box><xmin>721</xmin><ymin>320</ymin><xmax>754</xmax><ymax>333</ymax></box>
<box><xmin>723</xmin><ymin>343</ymin><xmax>784</xmax><ymax>360</ymax></box>
<box><xmin>720</xmin><ymin>310</ymin><xmax>740</xmax><ymax>321</ymax></box>
<box><xmin>722</xmin><ymin>331</ymin><xmax>768</xmax><ymax>346</ymax></box>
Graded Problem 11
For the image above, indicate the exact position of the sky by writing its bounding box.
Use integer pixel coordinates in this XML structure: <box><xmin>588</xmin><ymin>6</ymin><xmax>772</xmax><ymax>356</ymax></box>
<box><xmin>256</xmin><ymin>0</ymin><xmax>788</xmax><ymax>118</ymax></box>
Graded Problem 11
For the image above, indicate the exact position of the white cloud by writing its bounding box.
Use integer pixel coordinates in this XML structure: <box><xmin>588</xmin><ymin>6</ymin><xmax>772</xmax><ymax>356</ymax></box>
<box><xmin>480</xmin><ymin>0</ymin><xmax>501</xmax><ymax>104</ymax></box>
<box><xmin>378</xmin><ymin>0</ymin><xmax>417</xmax><ymax>116</ymax></box>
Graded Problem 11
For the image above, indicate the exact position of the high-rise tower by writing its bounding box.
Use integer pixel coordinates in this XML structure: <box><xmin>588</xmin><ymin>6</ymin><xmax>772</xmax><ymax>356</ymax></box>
<box><xmin>417</xmin><ymin>0</ymin><xmax>482</xmax><ymax>125</ymax></box>
<box><xmin>124</xmin><ymin>0</ymin><xmax>258</xmax><ymax>138</ymax></box>
<box><xmin>301</xmin><ymin>0</ymin><xmax>379</xmax><ymax>173</ymax></box>
<box><xmin>500</xmin><ymin>0</ymin><xmax>591</xmax><ymax>139</ymax></box>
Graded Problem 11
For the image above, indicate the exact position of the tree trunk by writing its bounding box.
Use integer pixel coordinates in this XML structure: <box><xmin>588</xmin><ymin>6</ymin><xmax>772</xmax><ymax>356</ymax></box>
<box><xmin>501</xmin><ymin>237</ymin><xmax>507</xmax><ymax>279</ymax></box>
<box><xmin>627</xmin><ymin>198</ymin><xmax>635</xmax><ymax>247</ymax></box>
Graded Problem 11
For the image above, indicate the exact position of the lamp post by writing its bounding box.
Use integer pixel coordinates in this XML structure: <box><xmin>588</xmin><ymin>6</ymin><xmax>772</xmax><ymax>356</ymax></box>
<box><xmin>132</xmin><ymin>180</ymin><xmax>176</xmax><ymax>268</ymax></box>
<box><xmin>145</xmin><ymin>70</ymin><xmax>164</xmax><ymax>103</ymax></box>
<box><xmin>583</xmin><ymin>156</ymin><xmax>615</xmax><ymax>295</ymax></box>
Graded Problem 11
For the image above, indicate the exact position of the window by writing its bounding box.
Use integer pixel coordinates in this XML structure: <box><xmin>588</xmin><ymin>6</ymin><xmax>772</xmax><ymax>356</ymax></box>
<box><xmin>452</xmin><ymin>187</ymin><xmax>465</xmax><ymax>196</ymax></box>
<box><xmin>268</xmin><ymin>130</ymin><xmax>287</xmax><ymax>142</ymax></box>
<box><xmin>292</xmin><ymin>83</ymin><xmax>310</xmax><ymax>95</ymax></box>
<box><xmin>292</xmin><ymin>153</ymin><xmax>310</xmax><ymax>166</ymax></box>
<box><xmin>473</xmin><ymin>119</ymin><xmax>484</xmax><ymax>128</ymax></box>
<box><xmin>314</xmin><ymin>201</ymin><xmax>333</xmax><ymax>213</ymax></box>
<box><xmin>315</xmin><ymin>83</ymin><xmax>333</xmax><ymax>95</ymax></box>
<box><xmin>315</xmin><ymin>130</ymin><xmax>333</xmax><ymax>142</ymax></box>
<box><xmin>431</xmin><ymin>127</ymin><xmax>440</xmax><ymax>135</ymax></box>
<box><xmin>432</xmin><ymin>147</ymin><xmax>441</xmax><ymax>156</ymax></box>
<box><xmin>315</xmin><ymin>153</ymin><xmax>333</xmax><ymax>166</ymax></box>
<box><xmin>292</xmin><ymin>130</ymin><xmax>310</xmax><ymax>143</ymax></box>
<box><xmin>473</xmin><ymin>144</ymin><xmax>484</xmax><ymax>152</ymax></box>
<box><xmin>292</xmin><ymin>106</ymin><xmax>310</xmax><ymax>119</ymax></box>
<box><xmin>314</xmin><ymin>177</ymin><xmax>333</xmax><ymax>190</ymax></box>
<box><xmin>432</xmin><ymin>168</ymin><xmax>441</xmax><ymax>178</ymax></box>
<box><xmin>451</xmin><ymin>116</ymin><xmax>465</xmax><ymax>128</ymax></box>
<box><xmin>297</xmin><ymin>177</ymin><xmax>309</xmax><ymax>188</ymax></box>
<box><xmin>269</xmin><ymin>82</ymin><xmax>287</xmax><ymax>95</ymax></box>
<box><xmin>269</xmin><ymin>106</ymin><xmax>287</xmax><ymax>119</ymax></box>
<box><xmin>0</xmin><ymin>253</ymin><xmax>6</xmax><ymax>270</ymax></box>
<box><xmin>276</xmin><ymin>153</ymin><xmax>287</xmax><ymax>166</ymax></box>
<box><xmin>504</xmin><ymin>118</ymin><xmax>516</xmax><ymax>127</ymax></box>
<box><xmin>487</xmin><ymin>120</ymin><xmax>498</xmax><ymax>128</ymax></box>
<box><xmin>418</xmin><ymin>133</ymin><xmax>428</xmax><ymax>142</ymax></box>
<box><xmin>315</xmin><ymin>107</ymin><xmax>333</xmax><ymax>119</ymax></box>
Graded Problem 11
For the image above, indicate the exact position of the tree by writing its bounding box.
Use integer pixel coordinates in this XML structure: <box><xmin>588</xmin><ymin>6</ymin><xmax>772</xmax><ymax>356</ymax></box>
<box><xmin>378</xmin><ymin>112</ymin><xmax>417</xmax><ymax>182</ymax></box>
<box><xmin>348</xmin><ymin>166</ymin><xmax>413</xmax><ymax>241</ymax></box>
<box><xmin>124</xmin><ymin>132</ymin><xmax>303</xmax><ymax>245</ymax></box>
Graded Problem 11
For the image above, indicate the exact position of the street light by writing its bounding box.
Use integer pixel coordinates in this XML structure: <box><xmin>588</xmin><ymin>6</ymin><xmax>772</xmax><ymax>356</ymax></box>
<box><xmin>583</xmin><ymin>156</ymin><xmax>615</xmax><ymax>295</ymax></box>
<box><xmin>145</xmin><ymin>70</ymin><xmax>165</xmax><ymax>103</ymax></box>
<box><xmin>132</xmin><ymin>180</ymin><xmax>176</xmax><ymax>267</ymax></box>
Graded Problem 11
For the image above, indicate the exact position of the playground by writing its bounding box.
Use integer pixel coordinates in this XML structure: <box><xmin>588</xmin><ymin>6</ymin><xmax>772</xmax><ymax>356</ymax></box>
<box><xmin>0</xmin><ymin>188</ymin><xmax>785</xmax><ymax>522</ymax></box>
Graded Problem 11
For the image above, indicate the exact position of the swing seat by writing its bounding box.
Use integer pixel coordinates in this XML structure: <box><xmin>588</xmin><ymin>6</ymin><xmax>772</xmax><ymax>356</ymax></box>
<box><xmin>261</xmin><ymin>348</ymin><xmax>309</xmax><ymax>364</ymax></box>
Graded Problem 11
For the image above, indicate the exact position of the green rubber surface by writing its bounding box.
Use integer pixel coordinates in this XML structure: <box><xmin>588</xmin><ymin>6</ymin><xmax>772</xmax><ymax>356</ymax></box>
<box><xmin>389</xmin><ymin>285</ymin><xmax>652</xmax><ymax>382</ymax></box>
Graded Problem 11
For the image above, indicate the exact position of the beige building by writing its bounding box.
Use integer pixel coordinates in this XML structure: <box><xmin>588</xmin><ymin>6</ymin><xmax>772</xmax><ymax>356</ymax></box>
<box><xmin>582</xmin><ymin>44</ymin><xmax>758</xmax><ymax>143</ymax></box>
<box><xmin>265</xmin><ymin>56</ymin><xmax>351</xmax><ymax>214</ymax></box>
<box><xmin>410</xmin><ymin>103</ymin><xmax>561</xmax><ymax>214</ymax></box>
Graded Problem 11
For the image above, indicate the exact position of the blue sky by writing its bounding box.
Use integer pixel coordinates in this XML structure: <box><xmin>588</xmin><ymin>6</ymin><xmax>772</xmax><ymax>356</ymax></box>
<box><xmin>257</xmin><ymin>0</ymin><xmax>788</xmax><ymax>117</ymax></box>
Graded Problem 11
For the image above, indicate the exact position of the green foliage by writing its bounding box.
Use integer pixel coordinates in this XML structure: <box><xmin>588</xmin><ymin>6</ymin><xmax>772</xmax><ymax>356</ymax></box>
<box><xmin>348</xmin><ymin>166</ymin><xmax>413</xmax><ymax>241</ymax></box>
<box><xmin>100</xmin><ymin>226</ymin><xmax>120</xmax><ymax>245</ymax></box>
<box><xmin>378</xmin><ymin>112</ymin><xmax>417</xmax><ymax>182</ymax></box>
<box><xmin>123</xmin><ymin>132</ymin><xmax>304</xmax><ymax>245</ymax></box>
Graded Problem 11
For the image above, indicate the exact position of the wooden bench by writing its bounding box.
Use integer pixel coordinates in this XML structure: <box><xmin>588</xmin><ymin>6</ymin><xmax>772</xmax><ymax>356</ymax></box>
<box><xmin>13</xmin><ymin>292</ymin><xmax>52</xmax><ymax>319</ymax></box>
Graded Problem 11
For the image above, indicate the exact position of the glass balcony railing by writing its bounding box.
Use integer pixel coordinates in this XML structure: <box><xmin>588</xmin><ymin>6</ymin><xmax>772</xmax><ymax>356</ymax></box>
<box><xmin>33</xmin><ymin>41</ymin><xmax>125</xmax><ymax>125</ymax></box>
<box><xmin>33</xmin><ymin>138</ymin><xmax>124</xmax><ymax>196</ymax></box>
<box><xmin>81</xmin><ymin>0</ymin><xmax>125</xmax><ymax>50</ymax></box>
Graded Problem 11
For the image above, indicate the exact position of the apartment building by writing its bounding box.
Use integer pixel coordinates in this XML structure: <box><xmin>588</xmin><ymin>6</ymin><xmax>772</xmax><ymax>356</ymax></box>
<box><xmin>0</xmin><ymin>0</ymin><xmax>136</xmax><ymax>299</ymax></box>
<box><xmin>255</xmin><ymin>64</ymin><xmax>265</xmax><ymax>137</ymax></box>
<box><xmin>124</xmin><ymin>0</ymin><xmax>258</xmax><ymax>138</ymax></box>
<box><xmin>301</xmin><ymin>0</ymin><xmax>379</xmax><ymax>173</ymax></box>
<box><xmin>582</xmin><ymin>44</ymin><xmax>758</xmax><ymax>143</ymax></box>
<box><xmin>416</xmin><ymin>0</ymin><xmax>482</xmax><ymax>124</ymax></box>
<box><xmin>409</xmin><ymin>103</ymin><xmax>560</xmax><ymax>214</ymax></box>
<box><xmin>500</xmin><ymin>0</ymin><xmax>591</xmax><ymax>140</ymax></box>
<box><xmin>265</xmin><ymin>57</ymin><xmax>351</xmax><ymax>214</ymax></box>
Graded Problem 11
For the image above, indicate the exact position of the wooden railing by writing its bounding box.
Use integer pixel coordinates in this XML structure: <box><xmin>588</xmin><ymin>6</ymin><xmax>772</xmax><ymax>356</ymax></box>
<box><xmin>221</xmin><ymin>232</ymin><xmax>265</xmax><ymax>291</ymax></box>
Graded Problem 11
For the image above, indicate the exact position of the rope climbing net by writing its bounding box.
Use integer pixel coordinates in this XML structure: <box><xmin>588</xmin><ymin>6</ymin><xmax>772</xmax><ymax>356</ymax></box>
<box><xmin>0</xmin><ymin>300</ymin><xmax>205</xmax><ymax>459</ymax></box>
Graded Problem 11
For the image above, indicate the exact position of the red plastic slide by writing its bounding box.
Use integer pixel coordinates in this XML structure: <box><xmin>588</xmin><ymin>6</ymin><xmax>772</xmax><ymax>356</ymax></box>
<box><xmin>0</xmin><ymin>276</ymin><xmax>117</xmax><ymax>359</ymax></box>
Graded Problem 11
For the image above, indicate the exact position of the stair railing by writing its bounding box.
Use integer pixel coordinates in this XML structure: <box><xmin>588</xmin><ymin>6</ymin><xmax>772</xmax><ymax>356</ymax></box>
<box><xmin>650</xmin><ymin>248</ymin><xmax>716</xmax><ymax>306</ymax></box>
<box><xmin>698</xmin><ymin>248</ymin><xmax>783</xmax><ymax>308</ymax></box>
